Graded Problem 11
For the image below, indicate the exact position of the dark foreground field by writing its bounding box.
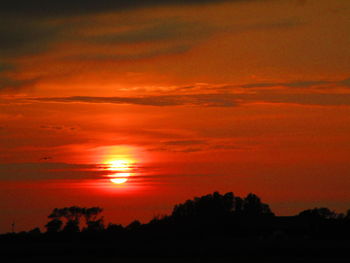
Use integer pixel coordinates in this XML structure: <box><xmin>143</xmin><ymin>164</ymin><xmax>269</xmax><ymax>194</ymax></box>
<box><xmin>2</xmin><ymin>238</ymin><xmax>350</xmax><ymax>263</ymax></box>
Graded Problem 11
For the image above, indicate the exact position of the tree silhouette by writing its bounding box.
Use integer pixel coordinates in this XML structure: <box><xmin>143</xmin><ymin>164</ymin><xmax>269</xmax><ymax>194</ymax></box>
<box><xmin>46</xmin><ymin>206</ymin><xmax>104</xmax><ymax>233</ymax></box>
<box><xmin>127</xmin><ymin>220</ymin><xmax>141</xmax><ymax>231</ymax></box>
<box><xmin>83</xmin><ymin>207</ymin><xmax>104</xmax><ymax>231</ymax></box>
<box><xmin>345</xmin><ymin>209</ymin><xmax>350</xmax><ymax>220</ymax></box>
<box><xmin>4</xmin><ymin>190</ymin><xmax>350</xmax><ymax>254</ymax></box>
<box><xmin>48</xmin><ymin>206</ymin><xmax>83</xmax><ymax>233</ymax></box>
<box><xmin>28</xmin><ymin>227</ymin><xmax>41</xmax><ymax>236</ymax></box>
<box><xmin>298</xmin><ymin>207</ymin><xmax>337</xmax><ymax>219</ymax></box>
<box><xmin>106</xmin><ymin>223</ymin><xmax>124</xmax><ymax>233</ymax></box>
<box><xmin>45</xmin><ymin>218</ymin><xmax>63</xmax><ymax>233</ymax></box>
<box><xmin>234</xmin><ymin>196</ymin><xmax>243</xmax><ymax>213</ymax></box>
<box><xmin>172</xmin><ymin>191</ymin><xmax>236</xmax><ymax>219</ymax></box>
<box><xmin>171</xmin><ymin>191</ymin><xmax>273</xmax><ymax>219</ymax></box>
<box><xmin>62</xmin><ymin>219</ymin><xmax>80</xmax><ymax>233</ymax></box>
<box><xmin>85</xmin><ymin>218</ymin><xmax>104</xmax><ymax>232</ymax></box>
<box><xmin>242</xmin><ymin>193</ymin><xmax>274</xmax><ymax>216</ymax></box>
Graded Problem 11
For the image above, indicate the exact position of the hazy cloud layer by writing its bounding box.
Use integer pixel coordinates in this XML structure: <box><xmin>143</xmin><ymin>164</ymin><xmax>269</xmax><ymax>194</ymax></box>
<box><xmin>0</xmin><ymin>163</ymin><xmax>98</xmax><ymax>181</ymax></box>
<box><xmin>29</xmin><ymin>95</ymin><xmax>239</xmax><ymax>107</ymax></box>
<box><xmin>0</xmin><ymin>63</ymin><xmax>14</xmax><ymax>73</ymax></box>
<box><xmin>0</xmin><ymin>162</ymin><xmax>215</xmax><ymax>182</ymax></box>
<box><xmin>27</xmin><ymin>92</ymin><xmax>350</xmax><ymax>107</ymax></box>
<box><xmin>89</xmin><ymin>19</ymin><xmax>211</xmax><ymax>45</ymax></box>
<box><xmin>73</xmin><ymin>45</ymin><xmax>192</xmax><ymax>62</ymax></box>
<box><xmin>0</xmin><ymin>76</ymin><xmax>39</xmax><ymax>91</ymax></box>
<box><xmin>0</xmin><ymin>17</ymin><xmax>66</xmax><ymax>57</ymax></box>
<box><xmin>162</xmin><ymin>140</ymin><xmax>206</xmax><ymax>146</ymax></box>
<box><xmin>0</xmin><ymin>162</ymin><xmax>147</xmax><ymax>181</ymax></box>
<box><xmin>217</xmin><ymin>77</ymin><xmax>350</xmax><ymax>90</ymax></box>
<box><xmin>0</xmin><ymin>1</ymin><xmax>302</xmax><ymax>69</ymax></box>
<box><xmin>0</xmin><ymin>0</ymin><xmax>305</xmax><ymax>97</ymax></box>
<box><xmin>147</xmin><ymin>139</ymin><xmax>249</xmax><ymax>153</ymax></box>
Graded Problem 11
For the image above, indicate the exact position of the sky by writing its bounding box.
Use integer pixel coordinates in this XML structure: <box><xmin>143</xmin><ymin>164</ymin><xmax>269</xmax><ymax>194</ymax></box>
<box><xmin>1</xmin><ymin>0</ymin><xmax>350</xmax><ymax>232</ymax></box>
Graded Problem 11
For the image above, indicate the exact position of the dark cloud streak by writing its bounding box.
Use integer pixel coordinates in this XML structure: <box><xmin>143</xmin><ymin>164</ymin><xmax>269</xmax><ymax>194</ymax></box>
<box><xmin>0</xmin><ymin>17</ymin><xmax>65</xmax><ymax>57</ymax></box>
<box><xmin>0</xmin><ymin>63</ymin><xmax>15</xmax><ymax>73</ymax></box>
<box><xmin>1</xmin><ymin>0</ymin><xmax>252</xmax><ymax>17</ymax></box>
<box><xmin>239</xmin><ymin>80</ymin><xmax>332</xmax><ymax>89</ymax></box>
<box><xmin>26</xmin><ymin>92</ymin><xmax>350</xmax><ymax>107</ymax></box>
<box><xmin>73</xmin><ymin>45</ymin><xmax>192</xmax><ymax>62</ymax></box>
<box><xmin>0</xmin><ymin>76</ymin><xmax>40</xmax><ymax>92</ymax></box>
<box><xmin>29</xmin><ymin>94</ymin><xmax>239</xmax><ymax>107</ymax></box>
<box><xmin>90</xmin><ymin>20</ymin><xmax>210</xmax><ymax>44</ymax></box>
<box><xmin>0</xmin><ymin>162</ymin><xmax>217</xmax><ymax>182</ymax></box>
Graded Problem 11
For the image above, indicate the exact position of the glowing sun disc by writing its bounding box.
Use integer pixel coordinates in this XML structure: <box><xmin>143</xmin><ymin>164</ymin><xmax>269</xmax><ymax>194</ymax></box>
<box><xmin>107</xmin><ymin>160</ymin><xmax>131</xmax><ymax>171</ymax></box>
<box><xmin>104</xmin><ymin>159</ymin><xmax>134</xmax><ymax>185</ymax></box>
<box><xmin>109</xmin><ymin>172</ymin><xmax>131</xmax><ymax>184</ymax></box>
<box><xmin>110</xmin><ymin>178</ymin><xmax>128</xmax><ymax>184</ymax></box>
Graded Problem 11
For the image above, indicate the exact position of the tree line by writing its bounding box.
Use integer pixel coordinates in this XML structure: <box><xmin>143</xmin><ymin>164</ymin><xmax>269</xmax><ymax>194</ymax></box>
<box><xmin>2</xmin><ymin>191</ymin><xmax>350</xmax><ymax>241</ymax></box>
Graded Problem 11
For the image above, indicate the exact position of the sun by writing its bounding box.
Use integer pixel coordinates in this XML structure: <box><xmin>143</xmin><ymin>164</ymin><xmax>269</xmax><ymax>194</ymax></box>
<box><xmin>107</xmin><ymin>160</ymin><xmax>131</xmax><ymax>172</ymax></box>
<box><xmin>105</xmin><ymin>159</ymin><xmax>134</xmax><ymax>185</ymax></box>
<box><xmin>110</xmin><ymin>177</ymin><xmax>128</xmax><ymax>184</ymax></box>
<box><xmin>109</xmin><ymin>172</ymin><xmax>131</xmax><ymax>184</ymax></box>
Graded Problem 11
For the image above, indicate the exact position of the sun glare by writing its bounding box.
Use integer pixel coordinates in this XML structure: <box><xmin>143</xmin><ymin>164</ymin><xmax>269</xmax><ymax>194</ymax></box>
<box><xmin>105</xmin><ymin>159</ymin><xmax>134</xmax><ymax>185</ymax></box>
<box><xmin>107</xmin><ymin>160</ymin><xmax>131</xmax><ymax>172</ymax></box>
<box><xmin>110</xmin><ymin>177</ymin><xmax>128</xmax><ymax>184</ymax></box>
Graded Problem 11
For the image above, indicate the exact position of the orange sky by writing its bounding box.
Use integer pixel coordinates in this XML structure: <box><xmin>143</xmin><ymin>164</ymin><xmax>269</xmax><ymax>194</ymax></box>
<box><xmin>1</xmin><ymin>0</ymin><xmax>350</xmax><ymax>232</ymax></box>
